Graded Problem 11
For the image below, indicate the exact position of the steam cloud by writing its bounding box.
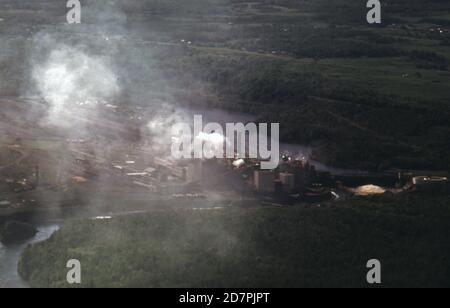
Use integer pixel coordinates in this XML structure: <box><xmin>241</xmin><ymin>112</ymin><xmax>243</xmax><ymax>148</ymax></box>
<box><xmin>34</xmin><ymin>46</ymin><xmax>120</xmax><ymax>128</ymax></box>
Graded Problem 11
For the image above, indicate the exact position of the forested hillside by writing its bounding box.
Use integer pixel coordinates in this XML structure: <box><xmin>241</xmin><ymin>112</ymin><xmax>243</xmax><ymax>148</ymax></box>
<box><xmin>0</xmin><ymin>0</ymin><xmax>449</xmax><ymax>170</ymax></box>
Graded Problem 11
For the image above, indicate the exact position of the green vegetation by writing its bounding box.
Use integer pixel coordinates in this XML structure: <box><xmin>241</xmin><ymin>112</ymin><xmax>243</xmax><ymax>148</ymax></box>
<box><xmin>19</xmin><ymin>192</ymin><xmax>450</xmax><ymax>288</ymax></box>
<box><xmin>125</xmin><ymin>0</ymin><xmax>450</xmax><ymax>171</ymax></box>
<box><xmin>1</xmin><ymin>0</ymin><xmax>450</xmax><ymax>170</ymax></box>
<box><xmin>3</xmin><ymin>0</ymin><xmax>449</xmax><ymax>288</ymax></box>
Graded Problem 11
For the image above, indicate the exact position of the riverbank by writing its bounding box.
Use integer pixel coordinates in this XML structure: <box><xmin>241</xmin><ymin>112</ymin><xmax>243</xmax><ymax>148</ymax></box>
<box><xmin>0</xmin><ymin>224</ymin><xmax>58</xmax><ymax>288</ymax></box>
<box><xmin>18</xmin><ymin>192</ymin><xmax>450</xmax><ymax>288</ymax></box>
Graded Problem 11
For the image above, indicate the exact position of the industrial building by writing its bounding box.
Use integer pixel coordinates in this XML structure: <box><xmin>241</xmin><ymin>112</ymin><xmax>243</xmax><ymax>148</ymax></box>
<box><xmin>279</xmin><ymin>173</ymin><xmax>295</xmax><ymax>192</ymax></box>
<box><xmin>412</xmin><ymin>176</ymin><xmax>449</xmax><ymax>192</ymax></box>
<box><xmin>154</xmin><ymin>157</ymin><xmax>187</xmax><ymax>180</ymax></box>
<box><xmin>186</xmin><ymin>161</ymin><xmax>203</xmax><ymax>183</ymax></box>
<box><xmin>412</xmin><ymin>176</ymin><xmax>448</xmax><ymax>185</ymax></box>
<box><xmin>254</xmin><ymin>170</ymin><xmax>276</xmax><ymax>193</ymax></box>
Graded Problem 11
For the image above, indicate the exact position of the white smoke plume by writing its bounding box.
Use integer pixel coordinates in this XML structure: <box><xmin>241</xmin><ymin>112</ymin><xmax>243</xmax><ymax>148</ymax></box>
<box><xmin>34</xmin><ymin>46</ymin><xmax>120</xmax><ymax>128</ymax></box>
<box><xmin>144</xmin><ymin>105</ymin><xmax>189</xmax><ymax>155</ymax></box>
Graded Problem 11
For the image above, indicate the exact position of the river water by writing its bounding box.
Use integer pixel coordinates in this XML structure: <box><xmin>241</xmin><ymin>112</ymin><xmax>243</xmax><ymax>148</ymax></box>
<box><xmin>0</xmin><ymin>224</ymin><xmax>59</xmax><ymax>288</ymax></box>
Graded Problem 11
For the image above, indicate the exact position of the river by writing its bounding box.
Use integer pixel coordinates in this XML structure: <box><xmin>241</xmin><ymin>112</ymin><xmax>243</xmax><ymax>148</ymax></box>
<box><xmin>0</xmin><ymin>224</ymin><xmax>59</xmax><ymax>288</ymax></box>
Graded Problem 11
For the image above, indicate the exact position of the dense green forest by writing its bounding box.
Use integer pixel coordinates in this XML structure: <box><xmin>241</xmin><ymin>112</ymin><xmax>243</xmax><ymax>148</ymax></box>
<box><xmin>1</xmin><ymin>0</ymin><xmax>449</xmax><ymax>170</ymax></box>
<box><xmin>19</xmin><ymin>191</ymin><xmax>450</xmax><ymax>288</ymax></box>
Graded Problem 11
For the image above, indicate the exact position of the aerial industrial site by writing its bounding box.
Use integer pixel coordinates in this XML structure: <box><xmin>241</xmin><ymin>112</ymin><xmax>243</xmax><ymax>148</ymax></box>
<box><xmin>1</xmin><ymin>0</ymin><xmax>450</xmax><ymax>289</ymax></box>
<box><xmin>1</xmin><ymin>97</ymin><xmax>447</xmax><ymax>219</ymax></box>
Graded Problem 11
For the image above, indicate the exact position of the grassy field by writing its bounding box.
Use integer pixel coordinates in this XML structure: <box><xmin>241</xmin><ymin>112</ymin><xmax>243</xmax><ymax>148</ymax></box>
<box><xmin>18</xmin><ymin>191</ymin><xmax>450</xmax><ymax>288</ymax></box>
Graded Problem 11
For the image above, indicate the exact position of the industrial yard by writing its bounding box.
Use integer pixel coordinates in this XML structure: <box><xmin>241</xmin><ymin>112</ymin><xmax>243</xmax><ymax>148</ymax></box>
<box><xmin>1</xmin><ymin>98</ymin><xmax>448</xmax><ymax>221</ymax></box>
